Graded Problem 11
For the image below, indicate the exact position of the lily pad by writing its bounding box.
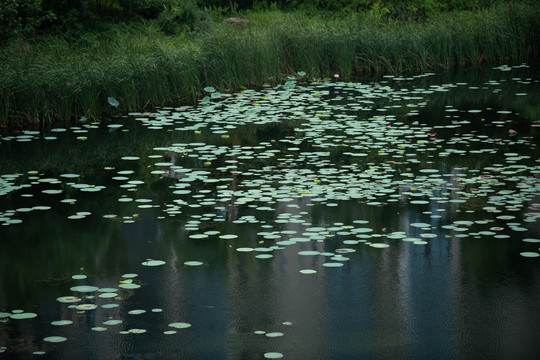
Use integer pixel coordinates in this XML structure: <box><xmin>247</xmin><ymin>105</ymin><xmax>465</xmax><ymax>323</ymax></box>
<box><xmin>264</xmin><ymin>353</ymin><xmax>284</xmax><ymax>359</ymax></box>
<box><xmin>119</xmin><ymin>283</ymin><xmax>141</xmax><ymax>289</ymax></box>
<box><xmin>44</xmin><ymin>336</ymin><xmax>67</xmax><ymax>343</ymax></box>
<box><xmin>107</xmin><ymin>97</ymin><xmax>120</xmax><ymax>107</ymax></box>
<box><xmin>142</xmin><ymin>260</ymin><xmax>166</xmax><ymax>266</ymax></box>
<box><xmin>128</xmin><ymin>309</ymin><xmax>146</xmax><ymax>315</ymax></box>
<box><xmin>370</xmin><ymin>243</ymin><xmax>390</xmax><ymax>248</ymax></box>
<box><xmin>184</xmin><ymin>261</ymin><xmax>204</xmax><ymax>266</ymax></box>
<box><xmin>169</xmin><ymin>322</ymin><xmax>191</xmax><ymax>329</ymax></box>
<box><xmin>57</xmin><ymin>296</ymin><xmax>81</xmax><ymax>303</ymax></box>
<box><xmin>103</xmin><ymin>320</ymin><xmax>123</xmax><ymax>326</ymax></box>
<box><xmin>51</xmin><ymin>320</ymin><xmax>73</xmax><ymax>326</ymax></box>
<box><xmin>70</xmin><ymin>285</ymin><xmax>99</xmax><ymax>293</ymax></box>
<box><xmin>10</xmin><ymin>313</ymin><xmax>37</xmax><ymax>319</ymax></box>
<box><xmin>322</xmin><ymin>263</ymin><xmax>344</xmax><ymax>268</ymax></box>
<box><xmin>265</xmin><ymin>332</ymin><xmax>284</xmax><ymax>337</ymax></box>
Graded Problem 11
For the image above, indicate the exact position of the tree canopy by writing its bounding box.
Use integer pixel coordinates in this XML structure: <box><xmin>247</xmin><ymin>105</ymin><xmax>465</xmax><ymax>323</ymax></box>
<box><xmin>0</xmin><ymin>0</ymin><xmax>515</xmax><ymax>42</ymax></box>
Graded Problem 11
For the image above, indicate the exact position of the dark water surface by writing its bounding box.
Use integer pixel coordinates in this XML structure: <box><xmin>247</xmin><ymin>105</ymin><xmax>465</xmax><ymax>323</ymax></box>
<box><xmin>0</xmin><ymin>64</ymin><xmax>539</xmax><ymax>359</ymax></box>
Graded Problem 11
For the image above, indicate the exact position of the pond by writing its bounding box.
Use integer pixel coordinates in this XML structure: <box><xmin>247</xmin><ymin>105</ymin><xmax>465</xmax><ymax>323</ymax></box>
<box><xmin>0</xmin><ymin>64</ymin><xmax>539</xmax><ymax>360</ymax></box>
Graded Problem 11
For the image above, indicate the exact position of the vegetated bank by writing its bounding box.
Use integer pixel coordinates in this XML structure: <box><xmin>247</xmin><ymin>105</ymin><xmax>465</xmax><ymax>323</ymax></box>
<box><xmin>0</xmin><ymin>1</ymin><xmax>538</xmax><ymax>126</ymax></box>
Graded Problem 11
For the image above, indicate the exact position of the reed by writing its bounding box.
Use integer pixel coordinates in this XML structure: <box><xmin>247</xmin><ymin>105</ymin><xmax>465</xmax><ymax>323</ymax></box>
<box><xmin>0</xmin><ymin>2</ymin><xmax>538</xmax><ymax>126</ymax></box>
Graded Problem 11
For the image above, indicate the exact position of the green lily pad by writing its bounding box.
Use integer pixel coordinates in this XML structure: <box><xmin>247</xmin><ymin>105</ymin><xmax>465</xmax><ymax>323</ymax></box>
<box><xmin>142</xmin><ymin>260</ymin><xmax>166</xmax><ymax>266</ymax></box>
<box><xmin>103</xmin><ymin>319</ymin><xmax>123</xmax><ymax>326</ymax></box>
<box><xmin>169</xmin><ymin>322</ymin><xmax>191</xmax><ymax>329</ymax></box>
<box><xmin>107</xmin><ymin>97</ymin><xmax>120</xmax><ymax>107</ymax></box>
<box><xmin>44</xmin><ymin>336</ymin><xmax>67</xmax><ymax>343</ymax></box>
<box><xmin>184</xmin><ymin>261</ymin><xmax>204</xmax><ymax>266</ymax></box>
<box><xmin>370</xmin><ymin>243</ymin><xmax>390</xmax><ymax>248</ymax></box>
<box><xmin>264</xmin><ymin>353</ymin><xmax>284</xmax><ymax>359</ymax></box>
<box><xmin>51</xmin><ymin>320</ymin><xmax>73</xmax><ymax>326</ymax></box>
<box><xmin>265</xmin><ymin>332</ymin><xmax>284</xmax><ymax>337</ymax></box>
<box><xmin>70</xmin><ymin>285</ymin><xmax>99</xmax><ymax>292</ymax></box>
<box><xmin>322</xmin><ymin>263</ymin><xmax>344</xmax><ymax>267</ymax></box>
<box><xmin>57</xmin><ymin>296</ymin><xmax>81</xmax><ymax>303</ymax></box>
<box><xmin>10</xmin><ymin>313</ymin><xmax>37</xmax><ymax>319</ymax></box>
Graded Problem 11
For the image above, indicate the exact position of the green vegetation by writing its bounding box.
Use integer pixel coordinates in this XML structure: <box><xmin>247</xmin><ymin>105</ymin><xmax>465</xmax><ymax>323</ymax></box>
<box><xmin>0</xmin><ymin>0</ymin><xmax>538</xmax><ymax>125</ymax></box>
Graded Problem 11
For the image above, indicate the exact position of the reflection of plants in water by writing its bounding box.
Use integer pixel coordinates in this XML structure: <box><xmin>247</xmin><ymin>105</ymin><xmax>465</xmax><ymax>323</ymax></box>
<box><xmin>459</xmin><ymin>233</ymin><xmax>518</xmax><ymax>288</ymax></box>
<box><xmin>0</xmin><ymin>212</ymin><xmax>127</xmax><ymax>308</ymax></box>
<box><xmin>0</xmin><ymin>125</ymin><xmax>175</xmax><ymax>175</ymax></box>
<box><xmin>0</xmin><ymin>64</ymin><xmax>538</xmax><ymax>359</ymax></box>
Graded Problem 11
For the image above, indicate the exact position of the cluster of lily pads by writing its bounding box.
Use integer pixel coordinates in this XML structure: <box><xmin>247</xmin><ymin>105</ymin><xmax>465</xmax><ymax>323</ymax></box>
<box><xmin>0</xmin><ymin>64</ymin><xmax>538</xmax><ymax>357</ymax></box>
<box><xmin>0</xmin><ymin>269</ymin><xmax>196</xmax><ymax>356</ymax></box>
<box><xmin>1</xmin><ymin>63</ymin><xmax>539</xmax><ymax>250</ymax></box>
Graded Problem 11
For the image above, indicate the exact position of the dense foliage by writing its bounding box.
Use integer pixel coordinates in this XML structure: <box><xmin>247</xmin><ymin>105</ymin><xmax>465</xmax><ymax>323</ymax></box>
<box><xmin>0</xmin><ymin>0</ymin><xmax>520</xmax><ymax>42</ymax></box>
<box><xmin>0</xmin><ymin>1</ymin><xmax>209</xmax><ymax>41</ymax></box>
<box><xmin>1</xmin><ymin>0</ymin><xmax>538</xmax><ymax>125</ymax></box>
<box><xmin>0</xmin><ymin>0</ymin><xmax>54</xmax><ymax>40</ymax></box>
<box><xmin>1</xmin><ymin>1</ymin><xmax>538</xmax><ymax>125</ymax></box>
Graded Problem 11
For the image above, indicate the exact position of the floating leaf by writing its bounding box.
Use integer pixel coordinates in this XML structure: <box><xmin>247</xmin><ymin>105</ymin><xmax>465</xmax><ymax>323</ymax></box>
<box><xmin>119</xmin><ymin>283</ymin><xmax>141</xmax><ymax>289</ymax></box>
<box><xmin>56</xmin><ymin>296</ymin><xmax>81</xmax><ymax>303</ymax></box>
<box><xmin>370</xmin><ymin>243</ymin><xmax>390</xmax><ymax>248</ymax></box>
<box><xmin>70</xmin><ymin>285</ymin><xmax>98</xmax><ymax>293</ymax></box>
<box><xmin>322</xmin><ymin>263</ymin><xmax>344</xmax><ymax>268</ymax></box>
<box><xmin>44</xmin><ymin>336</ymin><xmax>67</xmax><ymax>343</ymax></box>
<box><xmin>107</xmin><ymin>97</ymin><xmax>120</xmax><ymax>107</ymax></box>
<box><xmin>10</xmin><ymin>313</ymin><xmax>37</xmax><ymax>319</ymax></box>
<box><xmin>265</xmin><ymin>332</ymin><xmax>284</xmax><ymax>337</ymax></box>
<box><xmin>103</xmin><ymin>320</ymin><xmax>122</xmax><ymax>326</ymax></box>
<box><xmin>169</xmin><ymin>322</ymin><xmax>191</xmax><ymax>329</ymax></box>
<box><xmin>264</xmin><ymin>353</ymin><xmax>284</xmax><ymax>359</ymax></box>
<box><xmin>184</xmin><ymin>261</ymin><xmax>204</xmax><ymax>266</ymax></box>
<box><xmin>51</xmin><ymin>320</ymin><xmax>73</xmax><ymax>326</ymax></box>
<box><xmin>141</xmin><ymin>260</ymin><xmax>166</xmax><ymax>266</ymax></box>
<box><xmin>128</xmin><ymin>309</ymin><xmax>146</xmax><ymax>315</ymax></box>
<box><xmin>298</xmin><ymin>251</ymin><xmax>320</xmax><ymax>256</ymax></box>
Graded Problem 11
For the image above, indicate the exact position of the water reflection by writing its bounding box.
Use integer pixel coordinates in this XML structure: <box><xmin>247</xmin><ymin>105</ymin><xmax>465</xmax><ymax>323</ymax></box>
<box><xmin>0</xmin><ymin>64</ymin><xmax>539</xmax><ymax>359</ymax></box>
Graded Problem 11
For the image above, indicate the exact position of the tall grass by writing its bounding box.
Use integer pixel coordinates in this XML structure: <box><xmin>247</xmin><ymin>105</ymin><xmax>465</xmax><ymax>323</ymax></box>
<box><xmin>0</xmin><ymin>2</ymin><xmax>538</xmax><ymax>126</ymax></box>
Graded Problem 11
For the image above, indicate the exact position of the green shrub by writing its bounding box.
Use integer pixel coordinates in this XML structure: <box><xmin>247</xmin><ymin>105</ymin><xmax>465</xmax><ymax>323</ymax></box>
<box><xmin>156</xmin><ymin>0</ymin><xmax>211</xmax><ymax>34</ymax></box>
<box><xmin>117</xmin><ymin>0</ymin><xmax>169</xmax><ymax>19</ymax></box>
<box><xmin>0</xmin><ymin>0</ymin><xmax>54</xmax><ymax>41</ymax></box>
<box><xmin>41</xmin><ymin>0</ymin><xmax>98</xmax><ymax>37</ymax></box>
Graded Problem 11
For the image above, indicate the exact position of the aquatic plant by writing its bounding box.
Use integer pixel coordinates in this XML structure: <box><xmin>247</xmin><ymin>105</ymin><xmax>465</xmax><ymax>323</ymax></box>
<box><xmin>0</xmin><ymin>2</ymin><xmax>538</xmax><ymax>125</ymax></box>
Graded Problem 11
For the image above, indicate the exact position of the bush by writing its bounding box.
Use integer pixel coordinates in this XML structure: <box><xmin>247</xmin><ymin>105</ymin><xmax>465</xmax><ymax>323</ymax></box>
<box><xmin>117</xmin><ymin>0</ymin><xmax>169</xmax><ymax>19</ymax></box>
<box><xmin>41</xmin><ymin>0</ymin><xmax>98</xmax><ymax>37</ymax></box>
<box><xmin>0</xmin><ymin>0</ymin><xmax>54</xmax><ymax>42</ymax></box>
<box><xmin>156</xmin><ymin>0</ymin><xmax>211</xmax><ymax>34</ymax></box>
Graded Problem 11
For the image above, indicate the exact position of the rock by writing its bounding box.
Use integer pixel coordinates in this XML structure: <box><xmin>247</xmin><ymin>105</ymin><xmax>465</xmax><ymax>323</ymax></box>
<box><xmin>222</xmin><ymin>17</ymin><xmax>250</xmax><ymax>27</ymax></box>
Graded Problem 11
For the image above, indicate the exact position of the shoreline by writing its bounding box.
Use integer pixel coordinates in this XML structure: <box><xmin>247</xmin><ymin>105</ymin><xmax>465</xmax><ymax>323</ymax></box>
<box><xmin>1</xmin><ymin>3</ymin><xmax>538</xmax><ymax>126</ymax></box>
